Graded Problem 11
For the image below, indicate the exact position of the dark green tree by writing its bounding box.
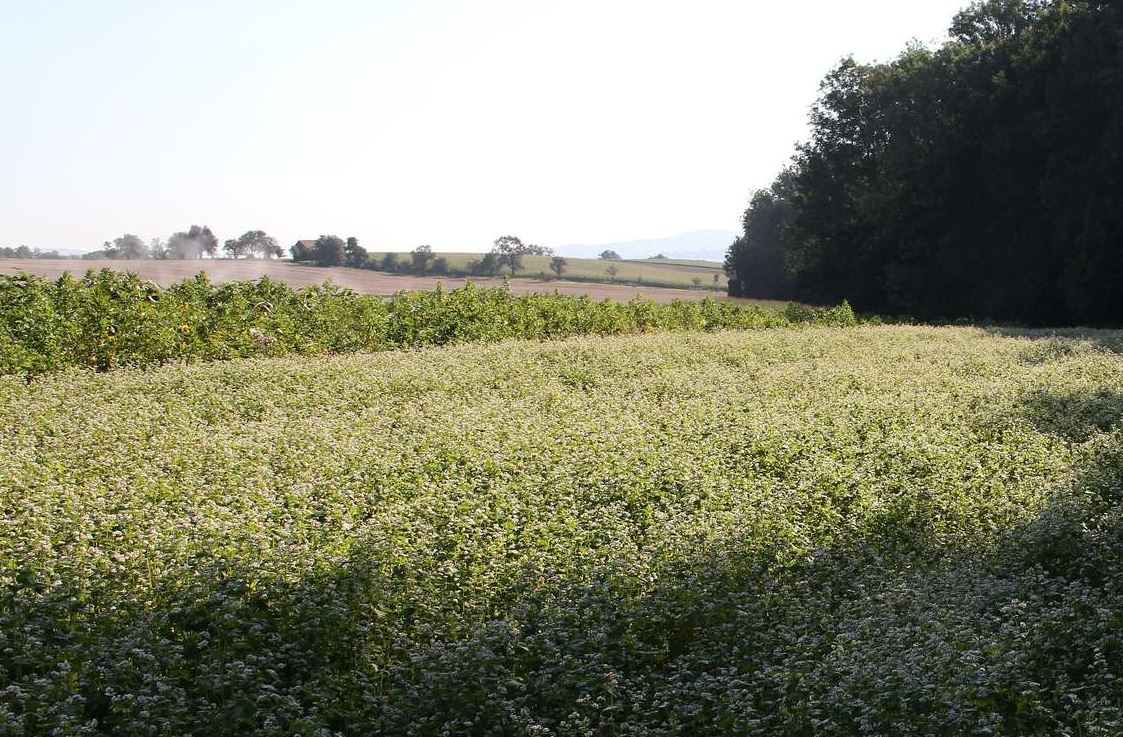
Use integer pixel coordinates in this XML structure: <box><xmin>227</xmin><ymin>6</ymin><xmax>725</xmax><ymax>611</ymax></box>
<box><xmin>313</xmin><ymin>235</ymin><xmax>345</xmax><ymax>267</ymax></box>
<box><xmin>411</xmin><ymin>245</ymin><xmax>434</xmax><ymax>274</ymax></box>
<box><xmin>724</xmin><ymin>170</ymin><xmax>798</xmax><ymax>300</ymax></box>
<box><xmin>380</xmin><ymin>252</ymin><xmax>401</xmax><ymax>272</ymax></box>
<box><xmin>344</xmin><ymin>237</ymin><xmax>368</xmax><ymax>268</ymax></box>
<box><xmin>111</xmin><ymin>234</ymin><xmax>147</xmax><ymax>259</ymax></box>
<box><xmin>727</xmin><ymin>0</ymin><xmax>1123</xmax><ymax>325</ymax></box>
<box><xmin>491</xmin><ymin>235</ymin><xmax>552</xmax><ymax>275</ymax></box>
<box><xmin>469</xmin><ymin>252</ymin><xmax>501</xmax><ymax>276</ymax></box>
<box><xmin>223</xmin><ymin>238</ymin><xmax>246</xmax><ymax>258</ymax></box>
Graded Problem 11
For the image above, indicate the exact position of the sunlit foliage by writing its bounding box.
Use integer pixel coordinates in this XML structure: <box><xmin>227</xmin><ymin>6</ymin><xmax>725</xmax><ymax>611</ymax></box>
<box><xmin>3</xmin><ymin>326</ymin><xmax>1123</xmax><ymax>734</ymax></box>
<box><xmin>0</xmin><ymin>269</ymin><xmax>854</xmax><ymax>376</ymax></box>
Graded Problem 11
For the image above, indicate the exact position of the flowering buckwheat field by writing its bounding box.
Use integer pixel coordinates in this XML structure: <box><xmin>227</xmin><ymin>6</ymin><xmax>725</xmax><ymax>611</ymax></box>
<box><xmin>3</xmin><ymin>325</ymin><xmax>1123</xmax><ymax>735</ymax></box>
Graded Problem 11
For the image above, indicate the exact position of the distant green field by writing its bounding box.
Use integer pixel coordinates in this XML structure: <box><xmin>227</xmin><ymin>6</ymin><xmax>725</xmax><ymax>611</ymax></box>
<box><xmin>642</xmin><ymin>257</ymin><xmax>724</xmax><ymax>268</ymax></box>
<box><xmin>370</xmin><ymin>252</ymin><xmax>728</xmax><ymax>290</ymax></box>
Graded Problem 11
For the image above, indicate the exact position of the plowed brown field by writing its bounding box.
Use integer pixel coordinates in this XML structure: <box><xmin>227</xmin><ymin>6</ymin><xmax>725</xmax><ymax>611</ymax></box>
<box><xmin>1</xmin><ymin>259</ymin><xmax>728</xmax><ymax>304</ymax></box>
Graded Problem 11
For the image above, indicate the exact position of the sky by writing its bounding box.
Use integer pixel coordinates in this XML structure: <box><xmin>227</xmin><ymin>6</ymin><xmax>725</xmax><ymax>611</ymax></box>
<box><xmin>0</xmin><ymin>0</ymin><xmax>970</xmax><ymax>253</ymax></box>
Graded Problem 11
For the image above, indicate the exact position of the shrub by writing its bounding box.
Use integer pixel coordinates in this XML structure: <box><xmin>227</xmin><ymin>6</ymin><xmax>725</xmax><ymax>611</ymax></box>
<box><xmin>0</xmin><ymin>271</ymin><xmax>858</xmax><ymax>376</ymax></box>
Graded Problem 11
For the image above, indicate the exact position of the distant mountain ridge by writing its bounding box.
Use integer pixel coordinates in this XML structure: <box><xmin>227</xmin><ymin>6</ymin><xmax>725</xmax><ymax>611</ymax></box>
<box><xmin>554</xmin><ymin>229</ymin><xmax>736</xmax><ymax>263</ymax></box>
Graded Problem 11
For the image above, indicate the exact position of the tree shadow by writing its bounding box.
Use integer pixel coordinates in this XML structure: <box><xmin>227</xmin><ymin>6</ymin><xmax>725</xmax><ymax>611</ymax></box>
<box><xmin>1</xmin><ymin>549</ymin><xmax>391</xmax><ymax>735</ymax></box>
<box><xmin>1019</xmin><ymin>387</ymin><xmax>1123</xmax><ymax>442</ymax></box>
<box><xmin>371</xmin><ymin>388</ymin><xmax>1123</xmax><ymax>735</ymax></box>
<box><xmin>373</xmin><ymin>430</ymin><xmax>1123</xmax><ymax>735</ymax></box>
<box><xmin>981</xmin><ymin>326</ymin><xmax>1123</xmax><ymax>364</ymax></box>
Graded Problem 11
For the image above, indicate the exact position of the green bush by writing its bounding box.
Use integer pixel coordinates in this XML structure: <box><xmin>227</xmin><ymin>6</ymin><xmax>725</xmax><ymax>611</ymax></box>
<box><xmin>0</xmin><ymin>269</ymin><xmax>855</xmax><ymax>376</ymax></box>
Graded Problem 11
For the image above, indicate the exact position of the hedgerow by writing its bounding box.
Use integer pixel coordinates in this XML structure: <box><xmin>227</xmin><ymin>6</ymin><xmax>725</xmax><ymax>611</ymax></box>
<box><xmin>2</xmin><ymin>326</ymin><xmax>1122</xmax><ymax>734</ymax></box>
<box><xmin>0</xmin><ymin>270</ymin><xmax>856</xmax><ymax>376</ymax></box>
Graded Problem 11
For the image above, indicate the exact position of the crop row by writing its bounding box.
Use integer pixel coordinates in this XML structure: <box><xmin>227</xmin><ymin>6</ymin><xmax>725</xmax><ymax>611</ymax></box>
<box><xmin>0</xmin><ymin>269</ymin><xmax>855</xmax><ymax>375</ymax></box>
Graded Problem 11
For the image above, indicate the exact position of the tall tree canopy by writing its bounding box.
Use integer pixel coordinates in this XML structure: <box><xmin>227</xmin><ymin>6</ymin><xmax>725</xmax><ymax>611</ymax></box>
<box><xmin>491</xmin><ymin>235</ymin><xmax>552</xmax><ymax>275</ymax></box>
<box><xmin>168</xmin><ymin>226</ymin><xmax>218</xmax><ymax>259</ymax></box>
<box><xmin>344</xmin><ymin>237</ymin><xmax>367</xmax><ymax>267</ymax></box>
<box><xmin>104</xmin><ymin>234</ymin><xmax>147</xmax><ymax>259</ymax></box>
<box><xmin>313</xmin><ymin>235</ymin><xmax>345</xmax><ymax>267</ymax></box>
<box><xmin>726</xmin><ymin>0</ymin><xmax>1123</xmax><ymax>325</ymax></box>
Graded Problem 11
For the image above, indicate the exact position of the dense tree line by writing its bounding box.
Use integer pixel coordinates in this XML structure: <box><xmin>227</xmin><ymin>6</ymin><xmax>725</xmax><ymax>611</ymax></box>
<box><xmin>78</xmin><ymin>226</ymin><xmax>284</xmax><ymax>261</ymax></box>
<box><xmin>291</xmin><ymin>234</ymin><xmax>555</xmax><ymax>277</ymax></box>
<box><xmin>222</xmin><ymin>230</ymin><xmax>283</xmax><ymax>259</ymax></box>
<box><xmin>726</xmin><ymin>0</ymin><xmax>1123</xmax><ymax>325</ymax></box>
<box><xmin>291</xmin><ymin>235</ymin><xmax>453</xmax><ymax>274</ymax></box>
<box><xmin>0</xmin><ymin>246</ymin><xmax>65</xmax><ymax>259</ymax></box>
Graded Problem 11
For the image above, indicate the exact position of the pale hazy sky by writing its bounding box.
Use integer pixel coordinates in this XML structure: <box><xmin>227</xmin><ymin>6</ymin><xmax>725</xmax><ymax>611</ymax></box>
<box><xmin>1</xmin><ymin>0</ymin><xmax>969</xmax><ymax>252</ymax></box>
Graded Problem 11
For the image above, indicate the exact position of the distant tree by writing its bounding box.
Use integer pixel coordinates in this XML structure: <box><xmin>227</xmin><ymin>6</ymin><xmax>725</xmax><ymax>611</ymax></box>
<box><xmin>492</xmin><ymin>235</ymin><xmax>552</xmax><ymax>257</ymax></box>
<box><xmin>599</xmin><ymin>250</ymin><xmax>621</xmax><ymax>260</ymax></box>
<box><xmin>0</xmin><ymin>245</ymin><xmax>62</xmax><ymax>259</ymax></box>
<box><xmin>495</xmin><ymin>237</ymin><xmax>523</xmax><ymax>274</ymax></box>
<box><xmin>223</xmin><ymin>238</ymin><xmax>248</xmax><ymax>258</ymax></box>
<box><xmin>549</xmin><ymin>255</ymin><xmax>568</xmax><ymax>277</ymax></box>
<box><xmin>605</xmin><ymin>263</ymin><xmax>619</xmax><ymax>280</ymax></box>
<box><xmin>197</xmin><ymin>227</ymin><xmax>218</xmax><ymax>258</ymax></box>
<box><xmin>431</xmin><ymin>256</ymin><xmax>450</xmax><ymax>275</ymax></box>
<box><xmin>492</xmin><ymin>235</ymin><xmax>522</xmax><ymax>275</ymax></box>
<box><xmin>652</xmin><ymin>253</ymin><xmax>668</xmax><ymax>260</ymax></box>
<box><xmin>491</xmin><ymin>235</ymin><xmax>552</xmax><ymax>275</ymax></box>
<box><xmin>411</xmin><ymin>244</ymin><xmax>434</xmax><ymax>274</ymax></box>
<box><xmin>225</xmin><ymin>231</ymin><xmax>278</xmax><ymax>259</ymax></box>
<box><xmin>167</xmin><ymin>233</ymin><xmax>194</xmax><ymax>259</ymax></box>
<box><xmin>245</xmin><ymin>231</ymin><xmax>282</xmax><ymax>259</ymax></box>
<box><xmin>469</xmin><ymin>252</ymin><xmax>501</xmax><ymax>276</ymax></box>
<box><xmin>112</xmin><ymin>234</ymin><xmax>147</xmax><ymax>259</ymax></box>
<box><xmin>264</xmin><ymin>239</ymin><xmax>283</xmax><ymax>259</ymax></box>
<box><xmin>692</xmin><ymin>276</ymin><xmax>703</xmax><ymax>287</ymax></box>
<box><xmin>343</xmin><ymin>237</ymin><xmax>368</xmax><ymax>268</ymax></box>
<box><xmin>149</xmin><ymin>237</ymin><xmax>168</xmax><ymax>259</ymax></box>
<box><xmin>313</xmin><ymin>235</ymin><xmax>345</xmax><ymax>267</ymax></box>
<box><xmin>169</xmin><ymin>226</ymin><xmax>218</xmax><ymax>259</ymax></box>
<box><xmin>493</xmin><ymin>235</ymin><xmax>523</xmax><ymax>255</ymax></box>
<box><xmin>380</xmin><ymin>252</ymin><xmax>401</xmax><ymax>272</ymax></box>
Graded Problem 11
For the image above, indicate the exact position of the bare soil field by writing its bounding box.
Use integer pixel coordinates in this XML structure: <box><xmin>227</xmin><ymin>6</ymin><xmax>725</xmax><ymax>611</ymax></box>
<box><xmin>1</xmin><ymin>259</ymin><xmax>729</xmax><ymax>304</ymax></box>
